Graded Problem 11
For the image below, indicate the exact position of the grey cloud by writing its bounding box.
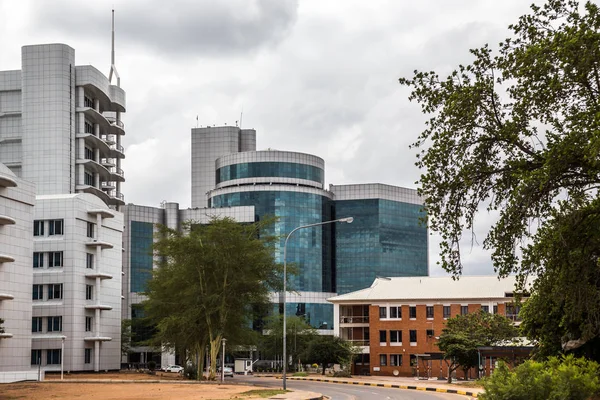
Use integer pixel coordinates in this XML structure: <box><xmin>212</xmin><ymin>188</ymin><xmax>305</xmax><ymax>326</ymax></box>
<box><xmin>31</xmin><ymin>0</ymin><xmax>298</xmax><ymax>57</ymax></box>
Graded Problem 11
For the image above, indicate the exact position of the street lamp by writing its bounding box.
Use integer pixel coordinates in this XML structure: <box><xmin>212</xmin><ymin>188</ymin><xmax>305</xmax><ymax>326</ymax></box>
<box><xmin>221</xmin><ymin>338</ymin><xmax>227</xmax><ymax>382</ymax></box>
<box><xmin>282</xmin><ymin>217</ymin><xmax>354</xmax><ymax>390</ymax></box>
<box><xmin>61</xmin><ymin>335</ymin><xmax>66</xmax><ymax>380</ymax></box>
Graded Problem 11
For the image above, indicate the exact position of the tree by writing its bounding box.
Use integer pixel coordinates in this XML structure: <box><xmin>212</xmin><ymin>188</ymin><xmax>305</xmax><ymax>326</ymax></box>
<box><xmin>258</xmin><ymin>315</ymin><xmax>316</xmax><ymax>371</ymax></box>
<box><xmin>121</xmin><ymin>319</ymin><xmax>133</xmax><ymax>357</ymax></box>
<box><xmin>144</xmin><ymin>217</ymin><xmax>282</xmax><ymax>380</ymax></box>
<box><xmin>437</xmin><ymin>310</ymin><xmax>518</xmax><ymax>382</ymax></box>
<box><xmin>399</xmin><ymin>0</ymin><xmax>600</xmax><ymax>355</ymax></box>
<box><xmin>302</xmin><ymin>335</ymin><xmax>353</xmax><ymax>375</ymax></box>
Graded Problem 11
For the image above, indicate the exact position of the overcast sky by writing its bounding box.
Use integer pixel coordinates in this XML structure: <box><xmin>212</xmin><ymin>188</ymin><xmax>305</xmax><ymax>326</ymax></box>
<box><xmin>0</xmin><ymin>0</ymin><xmax>538</xmax><ymax>276</ymax></box>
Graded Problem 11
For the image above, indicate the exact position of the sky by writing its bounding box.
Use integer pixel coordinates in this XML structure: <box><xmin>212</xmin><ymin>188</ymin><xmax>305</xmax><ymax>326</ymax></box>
<box><xmin>0</xmin><ymin>0</ymin><xmax>539</xmax><ymax>276</ymax></box>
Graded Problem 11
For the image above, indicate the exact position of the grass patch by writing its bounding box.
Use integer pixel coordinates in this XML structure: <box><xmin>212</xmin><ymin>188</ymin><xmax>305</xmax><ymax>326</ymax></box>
<box><xmin>458</xmin><ymin>379</ymin><xmax>485</xmax><ymax>388</ymax></box>
<box><xmin>240</xmin><ymin>389</ymin><xmax>290</xmax><ymax>398</ymax></box>
<box><xmin>293</xmin><ymin>372</ymin><xmax>309</xmax><ymax>377</ymax></box>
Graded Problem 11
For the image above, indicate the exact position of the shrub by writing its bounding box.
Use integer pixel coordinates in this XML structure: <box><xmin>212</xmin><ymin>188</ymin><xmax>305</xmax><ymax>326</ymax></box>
<box><xmin>147</xmin><ymin>361</ymin><xmax>156</xmax><ymax>371</ymax></box>
<box><xmin>480</xmin><ymin>355</ymin><xmax>600</xmax><ymax>400</ymax></box>
<box><xmin>184</xmin><ymin>365</ymin><xmax>197</xmax><ymax>380</ymax></box>
<box><xmin>333</xmin><ymin>370</ymin><xmax>352</xmax><ymax>378</ymax></box>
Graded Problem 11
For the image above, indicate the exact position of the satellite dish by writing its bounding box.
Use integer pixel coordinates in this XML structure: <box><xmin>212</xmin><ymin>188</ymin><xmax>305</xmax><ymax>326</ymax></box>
<box><xmin>393</xmin><ymin>369</ymin><xmax>400</xmax><ymax>376</ymax></box>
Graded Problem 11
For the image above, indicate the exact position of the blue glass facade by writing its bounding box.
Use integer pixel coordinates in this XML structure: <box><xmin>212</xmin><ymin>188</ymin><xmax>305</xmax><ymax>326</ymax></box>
<box><xmin>216</xmin><ymin>162</ymin><xmax>324</xmax><ymax>185</ymax></box>
<box><xmin>210</xmin><ymin>191</ymin><xmax>334</xmax><ymax>293</ymax></box>
<box><xmin>334</xmin><ymin>199</ymin><xmax>428</xmax><ymax>294</ymax></box>
<box><xmin>130</xmin><ymin>221</ymin><xmax>154</xmax><ymax>293</ymax></box>
<box><xmin>271</xmin><ymin>303</ymin><xmax>334</xmax><ymax>330</ymax></box>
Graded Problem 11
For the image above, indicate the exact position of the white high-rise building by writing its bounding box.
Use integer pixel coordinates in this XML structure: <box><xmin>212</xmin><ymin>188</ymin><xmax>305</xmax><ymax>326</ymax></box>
<box><xmin>0</xmin><ymin>42</ymin><xmax>126</xmax><ymax>377</ymax></box>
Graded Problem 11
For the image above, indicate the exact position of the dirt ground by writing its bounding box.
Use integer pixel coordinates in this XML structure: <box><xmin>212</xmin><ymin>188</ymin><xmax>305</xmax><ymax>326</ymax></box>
<box><xmin>0</xmin><ymin>372</ymin><xmax>273</xmax><ymax>400</ymax></box>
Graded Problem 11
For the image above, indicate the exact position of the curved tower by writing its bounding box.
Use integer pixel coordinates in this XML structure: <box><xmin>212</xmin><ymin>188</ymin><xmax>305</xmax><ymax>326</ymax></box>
<box><xmin>209</xmin><ymin>150</ymin><xmax>336</xmax><ymax>330</ymax></box>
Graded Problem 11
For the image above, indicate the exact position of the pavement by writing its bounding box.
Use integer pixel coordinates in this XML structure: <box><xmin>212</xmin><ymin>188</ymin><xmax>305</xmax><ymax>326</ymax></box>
<box><xmin>255</xmin><ymin>373</ymin><xmax>483</xmax><ymax>398</ymax></box>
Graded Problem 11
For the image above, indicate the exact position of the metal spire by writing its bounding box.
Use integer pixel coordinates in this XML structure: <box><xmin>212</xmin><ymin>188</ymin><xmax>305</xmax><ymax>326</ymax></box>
<box><xmin>109</xmin><ymin>9</ymin><xmax>121</xmax><ymax>87</ymax></box>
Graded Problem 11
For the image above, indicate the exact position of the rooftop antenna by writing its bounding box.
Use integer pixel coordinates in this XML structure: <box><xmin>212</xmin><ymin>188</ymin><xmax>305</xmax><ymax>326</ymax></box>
<box><xmin>239</xmin><ymin>106</ymin><xmax>243</xmax><ymax>129</ymax></box>
<box><xmin>108</xmin><ymin>9</ymin><xmax>121</xmax><ymax>87</ymax></box>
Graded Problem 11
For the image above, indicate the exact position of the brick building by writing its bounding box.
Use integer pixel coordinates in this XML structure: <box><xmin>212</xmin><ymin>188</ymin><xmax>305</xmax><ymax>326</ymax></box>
<box><xmin>328</xmin><ymin>276</ymin><xmax>523</xmax><ymax>379</ymax></box>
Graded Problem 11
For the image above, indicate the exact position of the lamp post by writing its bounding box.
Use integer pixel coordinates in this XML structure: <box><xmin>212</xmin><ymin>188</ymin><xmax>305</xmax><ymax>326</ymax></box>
<box><xmin>61</xmin><ymin>336</ymin><xmax>66</xmax><ymax>380</ymax></box>
<box><xmin>221</xmin><ymin>338</ymin><xmax>227</xmax><ymax>382</ymax></box>
<box><xmin>282</xmin><ymin>217</ymin><xmax>354</xmax><ymax>390</ymax></box>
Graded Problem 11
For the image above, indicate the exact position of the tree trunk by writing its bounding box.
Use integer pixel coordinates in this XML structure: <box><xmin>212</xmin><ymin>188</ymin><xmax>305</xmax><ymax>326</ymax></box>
<box><xmin>322</xmin><ymin>363</ymin><xmax>326</xmax><ymax>375</ymax></box>
<box><xmin>196</xmin><ymin>345</ymin><xmax>205</xmax><ymax>381</ymax></box>
<box><xmin>208</xmin><ymin>335</ymin><xmax>222</xmax><ymax>380</ymax></box>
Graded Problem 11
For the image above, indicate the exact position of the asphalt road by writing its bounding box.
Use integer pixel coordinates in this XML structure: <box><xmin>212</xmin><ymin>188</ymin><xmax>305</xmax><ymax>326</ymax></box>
<box><xmin>234</xmin><ymin>376</ymin><xmax>471</xmax><ymax>400</ymax></box>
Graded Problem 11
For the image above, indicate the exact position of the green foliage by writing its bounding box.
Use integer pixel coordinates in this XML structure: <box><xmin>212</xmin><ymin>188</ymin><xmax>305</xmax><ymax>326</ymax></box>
<box><xmin>258</xmin><ymin>315</ymin><xmax>316</xmax><ymax>371</ymax></box>
<box><xmin>184</xmin><ymin>364</ymin><xmax>198</xmax><ymax>380</ymax></box>
<box><xmin>144</xmin><ymin>217</ymin><xmax>282</xmax><ymax>380</ymax></box>
<box><xmin>121</xmin><ymin>319</ymin><xmax>132</xmax><ymax>356</ymax></box>
<box><xmin>147</xmin><ymin>360</ymin><xmax>156</xmax><ymax>371</ymax></box>
<box><xmin>302</xmin><ymin>335</ymin><xmax>354</xmax><ymax>375</ymax></box>
<box><xmin>399</xmin><ymin>0</ymin><xmax>600</xmax><ymax>355</ymax></box>
<box><xmin>438</xmin><ymin>310</ymin><xmax>518</xmax><ymax>381</ymax></box>
<box><xmin>480</xmin><ymin>355</ymin><xmax>600</xmax><ymax>400</ymax></box>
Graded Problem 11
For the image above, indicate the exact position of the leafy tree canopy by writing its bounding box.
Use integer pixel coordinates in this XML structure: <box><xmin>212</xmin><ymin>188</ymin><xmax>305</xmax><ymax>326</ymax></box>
<box><xmin>438</xmin><ymin>310</ymin><xmax>519</xmax><ymax>382</ymax></box>
<box><xmin>144</xmin><ymin>217</ymin><xmax>282</xmax><ymax>379</ymax></box>
<box><xmin>258</xmin><ymin>315</ymin><xmax>316</xmax><ymax>370</ymax></box>
<box><xmin>302</xmin><ymin>335</ymin><xmax>354</xmax><ymax>375</ymax></box>
<box><xmin>399</xmin><ymin>0</ymin><xmax>600</xmax><ymax>354</ymax></box>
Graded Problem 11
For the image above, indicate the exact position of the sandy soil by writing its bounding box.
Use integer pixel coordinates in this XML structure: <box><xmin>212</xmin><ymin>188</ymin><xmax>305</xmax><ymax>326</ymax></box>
<box><xmin>1</xmin><ymin>372</ymin><xmax>271</xmax><ymax>400</ymax></box>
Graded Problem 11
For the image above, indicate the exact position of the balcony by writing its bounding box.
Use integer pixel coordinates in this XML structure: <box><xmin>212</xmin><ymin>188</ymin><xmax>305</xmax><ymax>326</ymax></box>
<box><xmin>76</xmin><ymin>133</ymin><xmax>111</xmax><ymax>157</ymax></box>
<box><xmin>76</xmin><ymin>184</ymin><xmax>112</xmax><ymax>205</ymax></box>
<box><xmin>108</xmin><ymin>142</ymin><xmax>125</xmax><ymax>159</ymax></box>
<box><xmin>0</xmin><ymin>293</ymin><xmax>15</xmax><ymax>301</ymax></box>
<box><xmin>84</xmin><ymin>336</ymin><xmax>112</xmax><ymax>342</ymax></box>
<box><xmin>107</xmin><ymin>191</ymin><xmax>125</xmax><ymax>206</ymax></box>
<box><xmin>105</xmin><ymin>116</ymin><xmax>125</xmax><ymax>135</ymax></box>
<box><xmin>85</xmin><ymin>271</ymin><xmax>113</xmax><ymax>280</ymax></box>
<box><xmin>0</xmin><ymin>174</ymin><xmax>17</xmax><ymax>188</ymax></box>
<box><xmin>340</xmin><ymin>316</ymin><xmax>369</xmax><ymax>324</ymax></box>
<box><xmin>0</xmin><ymin>333</ymin><xmax>13</xmax><ymax>339</ymax></box>
<box><xmin>84</xmin><ymin>304</ymin><xmax>113</xmax><ymax>310</ymax></box>
<box><xmin>110</xmin><ymin>167</ymin><xmax>125</xmax><ymax>183</ymax></box>
<box><xmin>85</xmin><ymin>239</ymin><xmax>114</xmax><ymax>250</ymax></box>
<box><xmin>0</xmin><ymin>254</ymin><xmax>15</xmax><ymax>263</ymax></box>
<box><xmin>0</xmin><ymin>215</ymin><xmax>16</xmax><ymax>225</ymax></box>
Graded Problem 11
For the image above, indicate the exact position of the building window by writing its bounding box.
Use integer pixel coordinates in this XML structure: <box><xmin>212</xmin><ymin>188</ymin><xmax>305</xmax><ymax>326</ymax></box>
<box><xmin>379</xmin><ymin>354</ymin><xmax>387</xmax><ymax>366</ymax></box>
<box><xmin>33</xmin><ymin>220</ymin><xmax>44</xmax><ymax>236</ymax></box>
<box><xmin>379</xmin><ymin>307</ymin><xmax>387</xmax><ymax>319</ymax></box>
<box><xmin>86</xmin><ymin>253</ymin><xmax>94</xmax><ymax>269</ymax></box>
<box><xmin>87</xmin><ymin>222</ymin><xmax>95</xmax><ymax>238</ymax></box>
<box><xmin>47</xmin><ymin>316</ymin><xmax>62</xmax><ymax>332</ymax></box>
<box><xmin>85</xmin><ymin>121</ymin><xmax>94</xmax><ymax>134</ymax></box>
<box><xmin>47</xmin><ymin>349</ymin><xmax>62</xmax><ymax>365</ymax></box>
<box><xmin>493</xmin><ymin>305</ymin><xmax>498</xmax><ymax>314</ymax></box>
<box><xmin>48</xmin><ymin>219</ymin><xmax>64</xmax><ymax>236</ymax></box>
<box><xmin>427</xmin><ymin>329</ymin><xmax>435</xmax><ymax>338</ymax></box>
<box><xmin>461</xmin><ymin>306</ymin><xmax>469</xmax><ymax>316</ymax></box>
<box><xmin>379</xmin><ymin>330</ymin><xmax>387</xmax><ymax>344</ymax></box>
<box><xmin>86</xmin><ymin>285</ymin><xmax>93</xmax><ymax>300</ymax></box>
<box><xmin>33</xmin><ymin>252</ymin><xmax>44</xmax><ymax>268</ymax></box>
<box><xmin>85</xmin><ymin>316</ymin><xmax>92</xmax><ymax>332</ymax></box>
<box><xmin>390</xmin><ymin>354</ymin><xmax>402</xmax><ymax>367</ymax></box>
<box><xmin>443</xmin><ymin>306</ymin><xmax>451</xmax><ymax>319</ymax></box>
<box><xmin>506</xmin><ymin>304</ymin><xmax>521</xmax><ymax>321</ymax></box>
<box><xmin>409</xmin><ymin>306</ymin><xmax>417</xmax><ymax>319</ymax></box>
<box><xmin>481</xmin><ymin>305</ymin><xmax>489</xmax><ymax>313</ymax></box>
<box><xmin>426</xmin><ymin>306</ymin><xmax>434</xmax><ymax>319</ymax></box>
<box><xmin>409</xmin><ymin>330</ymin><xmax>417</xmax><ymax>343</ymax></box>
<box><xmin>85</xmin><ymin>348</ymin><xmax>92</xmax><ymax>364</ymax></box>
<box><xmin>48</xmin><ymin>251</ymin><xmax>63</xmax><ymax>268</ymax></box>
<box><xmin>84</xmin><ymin>96</ymin><xmax>94</xmax><ymax>108</ymax></box>
<box><xmin>32</xmin><ymin>317</ymin><xmax>43</xmax><ymax>333</ymax></box>
<box><xmin>84</xmin><ymin>171</ymin><xmax>94</xmax><ymax>186</ymax></box>
<box><xmin>389</xmin><ymin>306</ymin><xmax>401</xmax><ymax>319</ymax></box>
<box><xmin>390</xmin><ymin>330</ymin><xmax>402</xmax><ymax>344</ymax></box>
<box><xmin>32</xmin><ymin>284</ymin><xmax>43</xmax><ymax>300</ymax></box>
<box><xmin>48</xmin><ymin>284</ymin><xmax>63</xmax><ymax>300</ymax></box>
<box><xmin>31</xmin><ymin>350</ymin><xmax>42</xmax><ymax>365</ymax></box>
<box><xmin>84</xmin><ymin>146</ymin><xmax>94</xmax><ymax>160</ymax></box>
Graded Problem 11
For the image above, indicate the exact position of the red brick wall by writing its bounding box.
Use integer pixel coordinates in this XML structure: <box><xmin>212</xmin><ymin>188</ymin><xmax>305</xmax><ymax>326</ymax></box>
<box><xmin>366</xmin><ymin>302</ymin><xmax>508</xmax><ymax>378</ymax></box>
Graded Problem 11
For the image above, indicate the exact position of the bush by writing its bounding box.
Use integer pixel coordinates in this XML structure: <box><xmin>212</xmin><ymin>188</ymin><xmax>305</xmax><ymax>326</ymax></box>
<box><xmin>480</xmin><ymin>355</ymin><xmax>600</xmax><ymax>400</ymax></box>
<box><xmin>147</xmin><ymin>361</ymin><xmax>156</xmax><ymax>371</ymax></box>
<box><xmin>184</xmin><ymin>365</ymin><xmax>198</xmax><ymax>380</ymax></box>
<box><xmin>333</xmin><ymin>370</ymin><xmax>352</xmax><ymax>378</ymax></box>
